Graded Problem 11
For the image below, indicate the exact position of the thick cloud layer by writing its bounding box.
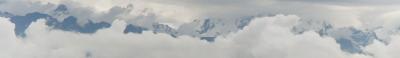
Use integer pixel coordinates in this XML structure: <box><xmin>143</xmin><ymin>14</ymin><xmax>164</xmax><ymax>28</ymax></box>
<box><xmin>0</xmin><ymin>15</ymin><xmax>383</xmax><ymax>58</ymax></box>
<box><xmin>2</xmin><ymin>0</ymin><xmax>400</xmax><ymax>58</ymax></box>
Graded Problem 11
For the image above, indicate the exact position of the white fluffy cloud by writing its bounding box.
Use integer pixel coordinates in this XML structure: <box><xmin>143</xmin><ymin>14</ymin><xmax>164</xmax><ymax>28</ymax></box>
<box><xmin>3</xmin><ymin>0</ymin><xmax>400</xmax><ymax>28</ymax></box>
<box><xmin>3</xmin><ymin>0</ymin><xmax>400</xmax><ymax>57</ymax></box>
<box><xmin>0</xmin><ymin>14</ymin><xmax>381</xmax><ymax>58</ymax></box>
<box><xmin>22</xmin><ymin>0</ymin><xmax>201</xmax><ymax>27</ymax></box>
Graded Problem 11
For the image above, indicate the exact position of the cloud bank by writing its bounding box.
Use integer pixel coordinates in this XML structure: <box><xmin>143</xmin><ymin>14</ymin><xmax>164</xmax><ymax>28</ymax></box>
<box><xmin>0</xmin><ymin>14</ymin><xmax>384</xmax><ymax>58</ymax></box>
<box><xmin>2</xmin><ymin>0</ymin><xmax>400</xmax><ymax>58</ymax></box>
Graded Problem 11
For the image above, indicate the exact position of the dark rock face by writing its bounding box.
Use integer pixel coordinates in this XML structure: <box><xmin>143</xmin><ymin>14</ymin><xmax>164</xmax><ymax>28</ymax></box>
<box><xmin>201</xmin><ymin>37</ymin><xmax>216</xmax><ymax>42</ymax></box>
<box><xmin>10</xmin><ymin>12</ymin><xmax>50</xmax><ymax>37</ymax></box>
<box><xmin>123</xmin><ymin>24</ymin><xmax>148</xmax><ymax>34</ymax></box>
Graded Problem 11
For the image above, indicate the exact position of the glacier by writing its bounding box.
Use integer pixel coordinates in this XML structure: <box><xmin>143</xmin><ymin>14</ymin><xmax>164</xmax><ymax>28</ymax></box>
<box><xmin>291</xmin><ymin>19</ymin><xmax>380</xmax><ymax>54</ymax></box>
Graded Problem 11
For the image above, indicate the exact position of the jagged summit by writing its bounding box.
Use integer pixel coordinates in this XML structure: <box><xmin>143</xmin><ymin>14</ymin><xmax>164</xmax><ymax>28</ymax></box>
<box><xmin>291</xmin><ymin>19</ymin><xmax>379</xmax><ymax>54</ymax></box>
